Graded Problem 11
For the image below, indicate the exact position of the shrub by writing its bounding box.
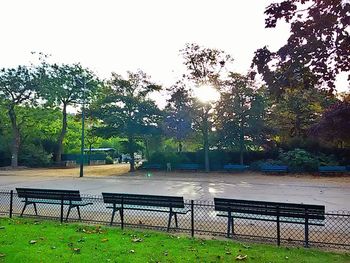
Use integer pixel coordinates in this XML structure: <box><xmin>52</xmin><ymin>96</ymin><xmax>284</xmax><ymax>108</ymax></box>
<box><xmin>249</xmin><ymin>159</ymin><xmax>284</xmax><ymax>171</ymax></box>
<box><xmin>19</xmin><ymin>144</ymin><xmax>52</xmax><ymax>167</ymax></box>
<box><xmin>105</xmin><ymin>156</ymin><xmax>114</xmax><ymax>164</ymax></box>
<box><xmin>279</xmin><ymin>148</ymin><xmax>319</xmax><ymax>172</ymax></box>
<box><xmin>148</xmin><ymin>151</ymin><xmax>190</xmax><ymax>166</ymax></box>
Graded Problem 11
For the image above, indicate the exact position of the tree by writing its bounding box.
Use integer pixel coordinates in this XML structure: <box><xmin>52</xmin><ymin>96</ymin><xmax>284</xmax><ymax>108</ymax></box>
<box><xmin>0</xmin><ymin>65</ymin><xmax>39</xmax><ymax>167</ymax></box>
<box><xmin>215</xmin><ymin>73</ymin><xmax>269</xmax><ymax>164</ymax></box>
<box><xmin>90</xmin><ymin>70</ymin><xmax>162</xmax><ymax>172</ymax></box>
<box><xmin>163</xmin><ymin>81</ymin><xmax>193</xmax><ymax>152</ymax></box>
<box><xmin>180</xmin><ymin>43</ymin><xmax>233</xmax><ymax>172</ymax></box>
<box><xmin>269</xmin><ymin>87</ymin><xmax>336</xmax><ymax>143</ymax></box>
<box><xmin>253</xmin><ymin>0</ymin><xmax>350</xmax><ymax>91</ymax></box>
<box><xmin>38</xmin><ymin>63</ymin><xmax>99</xmax><ymax>163</ymax></box>
<box><xmin>310</xmin><ymin>101</ymin><xmax>350</xmax><ymax>147</ymax></box>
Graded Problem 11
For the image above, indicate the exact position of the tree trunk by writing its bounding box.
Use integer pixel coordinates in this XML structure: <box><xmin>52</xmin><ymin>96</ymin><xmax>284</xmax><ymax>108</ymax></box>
<box><xmin>128</xmin><ymin>135</ymin><xmax>135</xmax><ymax>172</ymax></box>
<box><xmin>239</xmin><ymin>118</ymin><xmax>244</xmax><ymax>165</ymax></box>
<box><xmin>55</xmin><ymin>103</ymin><xmax>68</xmax><ymax>163</ymax></box>
<box><xmin>88</xmin><ymin>143</ymin><xmax>92</xmax><ymax>165</ymax></box>
<box><xmin>144</xmin><ymin>137</ymin><xmax>150</xmax><ymax>161</ymax></box>
<box><xmin>178</xmin><ymin>141</ymin><xmax>183</xmax><ymax>152</ymax></box>
<box><xmin>8</xmin><ymin>106</ymin><xmax>20</xmax><ymax>168</ymax></box>
<box><xmin>203</xmin><ymin>109</ymin><xmax>210</xmax><ymax>172</ymax></box>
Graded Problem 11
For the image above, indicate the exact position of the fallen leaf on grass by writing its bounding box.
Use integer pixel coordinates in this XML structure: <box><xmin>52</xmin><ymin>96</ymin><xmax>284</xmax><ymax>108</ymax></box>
<box><xmin>236</xmin><ymin>254</ymin><xmax>247</xmax><ymax>260</ymax></box>
<box><xmin>73</xmin><ymin>248</ymin><xmax>81</xmax><ymax>253</ymax></box>
<box><xmin>132</xmin><ymin>238</ymin><xmax>143</xmax><ymax>243</ymax></box>
<box><xmin>101</xmin><ymin>238</ymin><xmax>109</xmax><ymax>242</ymax></box>
<box><xmin>29</xmin><ymin>240</ymin><xmax>37</xmax><ymax>244</ymax></box>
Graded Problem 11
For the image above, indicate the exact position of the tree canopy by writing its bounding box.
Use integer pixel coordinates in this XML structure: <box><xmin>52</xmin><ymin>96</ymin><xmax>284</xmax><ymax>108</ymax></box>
<box><xmin>253</xmin><ymin>0</ymin><xmax>350</xmax><ymax>91</ymax></box>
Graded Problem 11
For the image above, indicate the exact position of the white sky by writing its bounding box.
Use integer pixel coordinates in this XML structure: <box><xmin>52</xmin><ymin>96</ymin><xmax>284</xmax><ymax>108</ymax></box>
<box><xmin>0</xmin><ymin>0</ymin><xmax>348</xmax><ymax>108</ymax></box>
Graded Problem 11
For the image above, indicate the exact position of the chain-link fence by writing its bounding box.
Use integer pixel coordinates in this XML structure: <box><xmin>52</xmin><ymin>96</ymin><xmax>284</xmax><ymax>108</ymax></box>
<box><xmin>0</xmin><ymin>189</ymin><xmax>348</xmax><ymax>250</ymax></box>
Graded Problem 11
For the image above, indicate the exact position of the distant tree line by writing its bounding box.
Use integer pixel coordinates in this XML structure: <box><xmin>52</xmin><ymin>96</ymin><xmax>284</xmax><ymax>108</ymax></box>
<box><xmin>0</xmin><ymin>0</ymin><xmax>349</xmax><ymax>171</ymax></box>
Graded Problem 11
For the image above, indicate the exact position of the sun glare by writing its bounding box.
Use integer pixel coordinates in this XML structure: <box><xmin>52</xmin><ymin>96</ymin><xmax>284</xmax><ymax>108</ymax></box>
<box><xmin>194</xmin><ymin>85</ymin><xmax>220</xmax><ymax>103</ymax></box>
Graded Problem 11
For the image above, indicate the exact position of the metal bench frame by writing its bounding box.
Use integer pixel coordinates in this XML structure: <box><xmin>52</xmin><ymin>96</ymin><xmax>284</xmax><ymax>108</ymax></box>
<box><xmin>176</xmin><ymin>163</ymin><xmax>200</xmax><ymax>171</ymax></box>
<box><xmin>261</xmin><ymin>165</ymin><xmax>288</xmax><ymax>173</ymax></box>
<box><xmin>223</xmin><ymin>164</ymin><xmax>249</xmax><ymax>172</ymax></box>
<box><xmin>102</xmin><ymin>193</ymin><xmax>189</xmax><ymax>231</ymax></box>
<box><xmin>16</xmin><ymin>188</ymin><xmax>92</xmax><ymax>222</ymax></box>
<box><xmin>214</xmin><ymin>198</ymin><xmax>325</xmax><ymax>247</ymax></box>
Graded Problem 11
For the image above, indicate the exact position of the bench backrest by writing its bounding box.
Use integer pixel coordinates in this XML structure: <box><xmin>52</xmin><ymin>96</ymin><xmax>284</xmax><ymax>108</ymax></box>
<box><xmin>214</xmin><ymin>198</ymin><xmax>325</xmax><ymax>220</ymax></box>
<box><xmin>261</xmin><ymin>165</ymin><xmax>288</xmax><ymax>171</ymax></box>
<box><xmin>142</xmin><ymin>163</ymin><xmax>162</xmax><ymax>169</ymax></box>
<box><xmin>102</xmin><ymin>193</ymin><xmax>185</xmax><ymax>209</ymax></box>
<box><xmin>16</xmin><ymin>188</ymin><xmax>82</xmax><ymax>201</ymax></box>
<box><xmin>177</xmin><ymin>163</ymin><xmax>200</xmax><ymax>169</ymax></box>
<box><xmin>319</xmin><ymin>166</ymin><xmax>346</xmax><ymax>172</ymax></box>
<box><xmin>223</xmin><ymin>164</ymin><xmax>248</xmax><ymax>169</ymax></box>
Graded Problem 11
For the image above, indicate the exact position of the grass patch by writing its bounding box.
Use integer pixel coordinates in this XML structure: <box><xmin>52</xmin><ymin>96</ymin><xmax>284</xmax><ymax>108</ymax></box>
<box><xmin>0</xmin><ymin>218</ymin><xmax>349</xmax><ymax>262</ymax></box>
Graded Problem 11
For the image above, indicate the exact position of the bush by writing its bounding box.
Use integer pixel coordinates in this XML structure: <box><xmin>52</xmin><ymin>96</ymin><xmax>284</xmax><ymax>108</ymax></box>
<box><xmin>279</xmin><ymin>148</ymin><xmax>319</xmax><ymax>172</ymax></box>
<box><xmin>105</xmin><ymin>156</ymin><xmax>114</xmax><ymax>164</ymax></box>
<box><xmin>148</xmin><ymin>151</ymin><xmax>190</xmax><ymax>166</ymax></box>
<box><xmin>249</xmin><ymin>159</ymin><xmax>284</xmax><ymax>171</ymax></box>
<box><xmin>19</xmin><ymin>144</ymin><xmax>52</xmax><ymax>167</ymax></box>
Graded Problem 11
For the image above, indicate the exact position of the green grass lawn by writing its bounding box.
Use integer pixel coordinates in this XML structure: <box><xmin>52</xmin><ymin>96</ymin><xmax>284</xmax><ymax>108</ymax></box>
<box><xmin>0</xmin><ymin>218</ymin><xmax>349</xmax><ymax>263</ymax></box>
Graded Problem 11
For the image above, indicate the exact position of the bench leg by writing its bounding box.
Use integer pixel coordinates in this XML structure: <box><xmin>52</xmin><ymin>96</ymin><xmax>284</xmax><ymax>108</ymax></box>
<box><xmin>227</xmin><ymin>216</ymin><xmax>231</xmax><ymax>238</ymax></box>
<box><xmin>66</xmin><ymin>206</ymin><xmax>72</xmax><ymax>221</ymax></box>
<box><xmin>77</xmin><ymin>206</ymin><xmax>81</xmax><ymax>220</ymax></box>
<box><xmin>174</xmin><ymin>213</ymin><xmax>178</xmax><ymax>228</ymax></box>
<box><xmin>20</xmin><ymin>203</ymin><xmax>27</xmax><ymax>217</ymax></box>
<box><xmin>33</xmin><ymin>203</ymin><xmax>38</xmax><ymax>216</ymax></box>
<box><xmin>167</xmin><ymin>212</ymin><xmax>173</xmax><ymax>231</ymax></box>
<box><xmin>110</xmin><ymin>209</ymin><xmax>116</xmax><ymax>226</ymax></box>
<box><xmin>231</xmin><ymin>217</ymin><xmax>234</xmax><ymax>235</ymax></box>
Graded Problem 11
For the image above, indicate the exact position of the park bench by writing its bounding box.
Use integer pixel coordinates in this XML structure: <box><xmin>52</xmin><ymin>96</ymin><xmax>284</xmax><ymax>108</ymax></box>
<box><xmin>223</xmin><ymin>164</ymin><xmax>249</xmax><ymax>172</ymax></box>
<box><xmin>261</xmin><ymin>164</ymin><xmax>288</xmax><ymax>173</ymax></box>
<box><xmin>102</xmin><ymin>193</ymin><xmax>189</xmax><ymax>231</ymax></box>
<box><xmin>16</xmin><ymin>188</ymin><xmax>92</xmax><ymax>222</ymax></box>
<box><xmin>319</xmin><ymin>166</ymin><xmax>347</xmax><ymax>173</ymax></box>
<box><xmin>141</xmin><ymin>163</ymin><xmax>163</xmax><ymax>170</ymax></box>
<box><xmin>176</xmin><ymin>163</ymin><xmax>200</xmax><ymax>171</ymax></box>
<box><xmin>214</xmin><ymin>198</ymin><xmax>325</xmax><ymax>247</ymax></box>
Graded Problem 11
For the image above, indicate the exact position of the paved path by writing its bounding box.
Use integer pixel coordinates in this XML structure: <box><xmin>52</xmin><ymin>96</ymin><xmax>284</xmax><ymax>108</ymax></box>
<box><xmin>0</xmin><ymin>171</ymin><xmax>349</xmax><ymax>212</ymax></box>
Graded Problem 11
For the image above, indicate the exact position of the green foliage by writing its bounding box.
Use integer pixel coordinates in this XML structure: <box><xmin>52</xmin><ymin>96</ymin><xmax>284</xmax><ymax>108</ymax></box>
<box><xmin>148</xmin><ymin>151</ymin><xmax>190</xmax><ymax>166</ymax></box>
<box><xmin>19</xmin><ymin>143</ymin><xmax>52</xmax><ymax>167</ymax></box>
<box><xmin>105</xmin><ymin>155</ymin><xmax>114</xmax><ymax>164</ymax></box>
<box><xmin>90</xmin><ymin>70</ymin><xmax>163</xmax><ymax>171</ymax></box>
<box><xmin>279</xmin><ymin>149</ymin><xmax>319</xmax><ymax>172</ymax></box>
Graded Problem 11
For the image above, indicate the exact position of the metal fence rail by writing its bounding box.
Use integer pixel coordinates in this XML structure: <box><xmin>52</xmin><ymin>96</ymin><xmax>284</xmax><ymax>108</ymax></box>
<box><xmin>0</xmin><ymin>190</ymin><xmax>349</xmax><ymax>250</ymax></box>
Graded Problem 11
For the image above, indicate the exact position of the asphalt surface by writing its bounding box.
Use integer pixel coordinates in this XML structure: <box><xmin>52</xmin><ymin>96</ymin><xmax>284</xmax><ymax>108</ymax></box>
<box><xmin>0</xmin><ymin>171</ymin><xmax>349</xmax><ymax>212</ymax></box>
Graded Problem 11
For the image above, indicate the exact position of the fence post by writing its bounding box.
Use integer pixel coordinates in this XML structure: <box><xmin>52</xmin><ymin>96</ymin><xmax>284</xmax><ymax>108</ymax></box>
<box><xmin>60</xmin><ymin>195</ymin><xmax>64</xmax><ymax>223</ymax></box>
<box><xmin>121</xmin><ymin>196</ymin><xmax>124</xmax><ymax>230</ymax></box>
<box><xmin>191</xmin><ymin>200</ymin><xmax>194</xmax><ymax>237</ymax></box>
<box><xmin>276</xmin><ymin>206</ymin><xmax>280</xmax><ymax>246</ymax></box>
<box><xmin>304</xmin><ymin>209</ymin><xmax>309</xmax><ymax>248</ymax></box>
<box><xmin>9</xmin><ymin>190</ymin><xmax>13</xmax><ymax>218</ymax></box>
